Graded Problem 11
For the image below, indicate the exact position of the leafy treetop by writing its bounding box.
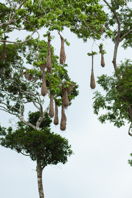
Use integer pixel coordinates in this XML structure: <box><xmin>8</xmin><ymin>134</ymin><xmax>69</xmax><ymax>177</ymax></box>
<box><xmin>93</xmin><ymin>60</ymin><xmax>132</xmax><ymax>128</ymax></box>
<box><xmin>0</xmin><ymin>0</ymin><xmax>106</xmax><ymax>41</ymax></box>
<box><xmin>103</xmin><ymin>0</ymin><xmax>132</xmax><ymax>48</ymax></box>
<box><xmin>0</xmin><ymin>119</ymin><xmax>72</xmax><ymax>168</ymax></box>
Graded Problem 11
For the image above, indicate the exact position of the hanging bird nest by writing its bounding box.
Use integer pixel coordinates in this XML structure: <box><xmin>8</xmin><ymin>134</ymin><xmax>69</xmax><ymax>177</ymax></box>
<box><xmin>49</xmin><ymin>93</ymin><xmax>54</xmax><ymax>117</ymax></box>
<box><xmin>46</xmin><ymin>33</ymin><xmax>52</xmax><ymax>72</ymax></box>
<box><xmin>41</xmin><ymin>72</ymin><xmax>48</xmax><ymax>96</ymax></box>
<box><xmin>59</xmin><ymin>33</ymin><xmax>66</xmax><ymax>65</ymax></box>
<box><xmin>90</xmin><ymin>70</ymin><xmax>96</xmax><ymax>89</ymax></box>
<box><xmin>62</xmin><ymin>87</ymin><xmax>69</xmax><ymax>108</ymax></box>
<box><xmin>54</xmin><ymin>101</ymin><xmax>59</xmax><ymax>125</ymax></box>
<box><xmin>101</xmin><ymin>54</ymin><xmax>105</xmax><ymax>67</ymax></box>
<box><xmin>90</xmin><ymin>53</ymin><xmax>96</xmax><ymax>89</ymax></box>
<box><xmin>60</xmin><ymin>105</ymin><xmax>67</xmax><ymax>131</ymax></box>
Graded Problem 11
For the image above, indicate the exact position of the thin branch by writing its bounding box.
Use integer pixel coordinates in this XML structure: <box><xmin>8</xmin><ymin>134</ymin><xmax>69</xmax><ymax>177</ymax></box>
<box><xmin>20</xmin><ymin>151</ymin><xmax>30</xmax><ymax>157</ymax></box>
<box><xmin>120</xmin><ymin>28</ymin><xmax>132</xmax><ymax>41</ymax></box>
<box><xmin>0</xmin><ymin>40</ymin><xmax>17</xmax><ymax>43</ymax></box>
<box><xmin>103</xmin><ymin>0</ymin><xmax>121</xmax><ymax>32</ymax></box>
<box><xmin>0</xmin><ymin>105</ymin><xmax>19</xmax><ymax>116</ymax></box>
<box><xmin>128</xmin><ymin>123</ymin><xmax>132</xmax><ymax>136</ymax></box>
<box><xmin>0</xmin><ymin>0</ymin><xmax>27</xmax><ymax>28</ymax></box>
<box><xmin>0</xmin><ymin>30</ymin><xmax>38</xmax><ymax>45</ymax></box>
<box><xmin>0</xmin><ymin>107</ymin><xmax>9</xmax><ymax>113</ymax></box>
<box><xmin>18</xmin><ymin>0</ymin><xmax>27</xmax><ymax>9</ymax></box>
<box><xmin>33</xmin><ymin>101</ymin><xmax>40</xmax><ymax>110</ymax></box>
<box><xmin>0</xmin><ymin>100</ymin><xmax>37</xmax><ymax>130</ymax></box>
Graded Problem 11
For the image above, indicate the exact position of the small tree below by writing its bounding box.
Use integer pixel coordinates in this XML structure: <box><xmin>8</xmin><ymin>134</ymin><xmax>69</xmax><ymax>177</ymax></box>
<box><xmin>0</xmin><ymin>113</ymin><xmax>72</xmax><ymax>198</ymax></box>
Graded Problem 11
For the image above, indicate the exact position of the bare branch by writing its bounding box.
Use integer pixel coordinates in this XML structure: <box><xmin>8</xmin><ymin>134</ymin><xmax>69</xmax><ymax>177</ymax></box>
<box><xmin>33</xmin><ymin>101</ymin><xmax>40</xmax><ymax>111</ymax></box>
<box><xmin>19</xmin><ymin>115</ymin><xmax>37</xmax><ymax>130</ymax></box>
<box><xmin>0</xmin><ymin>30</ymin><xmax>38</xmax><ymax>44</ymax></box>
<box><xmin>0</xmin><ymin>100</ymin><xmax>37</xmax><ymax>130</ymax></box>
<box><xmin>36</xmin><ymin>105</ymin><xmax>49</xmax><ymax>128</ymax></box>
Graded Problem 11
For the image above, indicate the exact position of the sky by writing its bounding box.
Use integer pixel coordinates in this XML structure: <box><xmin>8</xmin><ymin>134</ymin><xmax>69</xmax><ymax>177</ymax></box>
<box><xmin>0</xmin><ymin>4</ymin><xmax>132</xmax><ymax>198</ymax></box>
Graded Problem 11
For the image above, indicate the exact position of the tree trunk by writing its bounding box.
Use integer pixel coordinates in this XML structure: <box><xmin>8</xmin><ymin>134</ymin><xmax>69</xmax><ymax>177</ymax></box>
<box><xmin>36</xmin><ymin>161</ymin><xmax>44</xmax><ymax>198</ymax></box>
<box><xmin>112</xmin><ymin>38</ymin><xmax>120</xmax><ymax>70</ymax></box>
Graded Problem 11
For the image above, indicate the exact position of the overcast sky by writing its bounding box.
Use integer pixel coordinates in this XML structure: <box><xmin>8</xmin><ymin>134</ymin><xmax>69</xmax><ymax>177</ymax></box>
<box><xmin>0</xmin><ymin>8</ymin><xmax>132</xmax><ymax>198</ymax></box>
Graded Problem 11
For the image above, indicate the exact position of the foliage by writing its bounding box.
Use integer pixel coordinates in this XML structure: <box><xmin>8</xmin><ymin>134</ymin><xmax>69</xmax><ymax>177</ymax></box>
<box><xmin>128</xmin><ymin>153</ymin><xmax>132</xmax><ymax>166</ymax></box>
<box><xmin>0</xmin><ymin>0</ymin><xmax>106</xmax><ymax>40</ymax></box>
<box><xmin>0</xmin><ymin>124</ymin><xmax>72</xmax><ymax>168</ymax></box>
<box><xmin>28</xmin><ymin>112</ymin><xmax>52</xmax><ymax>128</ymax></box>
<box><xmin>0</xmin><ymin>39</ymin><xmax>78</xmax><ymax>127</ymax></box>
<box><xmin>93</xmin><ymin>60</ymin><xmax>132</xmax><ymax>127</ymax></box>
<box><xmin>103</xmin><ymin>0</ymin><xmax>132</xmax><ymax>48</ymax></box>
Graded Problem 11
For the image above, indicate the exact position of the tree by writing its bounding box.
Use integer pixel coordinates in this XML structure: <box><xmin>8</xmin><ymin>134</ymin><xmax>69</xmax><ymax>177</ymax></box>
<box><xmin>93</xmin><ymin>60</ymin><xmax>132</xmax><ymax>131</ymax></box>
<box><xmin>0</xmin><ymin>0</ymin><xmax>107</xmax><ymax>131</ymax></box>
<box><xmin>0</xmin><ymin>112</ymin><xmax>72</xmax><ymax>198</ymax></box>
<box><xmin>91</xmin><ymin>0</ymin><xmax>132</xmax><ymax>134</ymax></box>
<box><xmin>0</xmin><ymin>38</ymin><xmax>77</xmax><ymax>197</ymax></box>
<box><xmin>0</xmin><ymin>0</ymin><xmax>131</xmax><ymax>195</ymax></box>
<box><xmin>0</xmin><ymin>0</ymin><xmax>106</xmax><ymax>40</ymax></box>
<box><xmin>1</xmin><ymin>1</ymin><xmax>106</xmax><ymax>192</ymax></box>
<box><xmin>87</xmin><ymin>0</ymin><xmax>131</xmax><ymax>96</ymax></box>
<box><xmin>101</xmin><ymin>0</ymin><xmax>132</xmax><ymax>69</ymax></box>
<box><xmin>0</xmin><ymin>39</ymin><xmax>78</xmax><ymax>130</ymax></box>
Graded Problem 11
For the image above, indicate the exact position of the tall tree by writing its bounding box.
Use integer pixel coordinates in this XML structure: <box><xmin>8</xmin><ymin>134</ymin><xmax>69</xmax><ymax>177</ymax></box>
<box><xmin>93</xmin><ymin>60</ymin><xmax>132</xmax><ymax>131</ymax></box>
<box><xmin>92</xmin><ymin>0</ymin><xmax>132</xmax><ymax>134</ymax></box>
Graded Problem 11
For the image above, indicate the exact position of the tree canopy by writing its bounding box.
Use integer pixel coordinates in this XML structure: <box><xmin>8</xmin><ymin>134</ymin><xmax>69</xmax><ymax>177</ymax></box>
<box><xmin>0</xmin><ymin>0</ymin><xmax>106</xmax><ymax>40</ymax></box>
<box><xmin>0</xmin><ymin>38</ymin><xmax>78</xmax><ymax>130</ymax></box>
<box><xmin>0</xmin><ymin>117</ymin><xmax>72</xmax><ymax>168</ymax></box>
<box><xmin>0</xmin><ymin>0</ymin><xmax>132</xmax><ymax>197</ymax></box>
<box><xmin>93</xmin><ymin>60</ymin><xmax>132</xmax><ymax>130</ymax></box>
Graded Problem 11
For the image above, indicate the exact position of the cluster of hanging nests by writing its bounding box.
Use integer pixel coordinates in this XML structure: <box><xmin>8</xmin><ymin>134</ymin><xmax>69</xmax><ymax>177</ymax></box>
<box><xmin>24</xmin><ymin>35</ymin><xmax>106</xmax><ymax>131</ymax></box>
<box><xmin>40</xmin><ymin>32</ymin><xmax>70</xmax><ymax>131</ymax></box>
<box><xmin>40</xmin><ymin>35</ymin><xmax>106</xmax><ymax>131</ymax></box>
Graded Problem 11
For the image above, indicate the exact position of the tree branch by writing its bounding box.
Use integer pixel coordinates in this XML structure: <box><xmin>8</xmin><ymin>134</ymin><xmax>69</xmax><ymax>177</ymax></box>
<box><xmin>103</xmin><ymin>0</ymin><xmax>121</xmax><ymax>32</ymax></box>
<box><xmin>20</xmin><ymin>151</ymin><xmax>30</xmax><ymax>157</ymax></box>
<box><xmin>0</xmin><ymin>104</ymin><xmax>19</xmax><ymax>116</ymax></box>
<box><xmin>128</xmin><ymin>123</ymin><xmax>132</xmax><ymax>136</ymax></box>
<box><xmin>36</xmin><ymin>105</ymin><xmax>49</xmax><ymax>129</ymax></box>
<box><xmin>103</xmin><ymin>0</ymin><xmax>121</xmax><ymax>70</ymax></box>
<box><xmin>0</xmin><ymin>101</ymin><xmax>37</xmax><ymax>130</ymax></box>
<box><xmin>0</xmin><ymin>0</ymin><xmax>27</xmax><ymax>28</ymax></box>
<box><xmin>120</xmin><ymin>28</ymin><xmax>132</xmax><ymax>41</ymax></box>
<box><xmin>0</xmin><ymin>30</ymin><xmax>38</xmax><ymax>44</ymax></box>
